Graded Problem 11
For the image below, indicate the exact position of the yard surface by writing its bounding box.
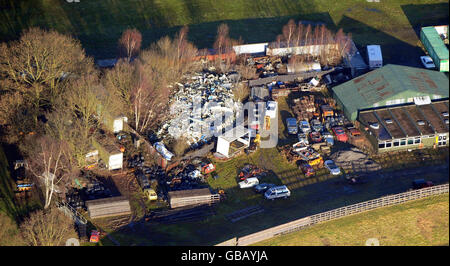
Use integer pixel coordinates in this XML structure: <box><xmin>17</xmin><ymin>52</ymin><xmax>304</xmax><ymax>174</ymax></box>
<box><xmin>255</xmin><ymin>194</ymin><xmax>449</xmax><ymax>246</ymax></box>
<box><xmin>1</xmin><ymin>0</ymin><xmax>448</xmax><ymax>64</ymax></box>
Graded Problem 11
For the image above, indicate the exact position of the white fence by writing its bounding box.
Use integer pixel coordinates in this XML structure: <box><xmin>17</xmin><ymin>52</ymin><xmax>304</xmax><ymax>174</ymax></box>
<box><xmin>216</xmin><ymin>184</ymin><xmax>449</xmax><ymax>246</ymax></box>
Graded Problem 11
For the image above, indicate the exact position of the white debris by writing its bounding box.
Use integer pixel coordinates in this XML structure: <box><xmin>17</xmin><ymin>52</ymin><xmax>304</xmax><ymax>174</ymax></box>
<box><xmin>157</xmin><ymin>71</ymin><xmax>242</xmax><ymax>147</ymax></box>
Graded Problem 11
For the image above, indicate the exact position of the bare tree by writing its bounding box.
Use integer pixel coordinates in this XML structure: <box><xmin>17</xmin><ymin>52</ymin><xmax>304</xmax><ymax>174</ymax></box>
<box><xmin>0</xmin><ymin>27</ymin><xmax>93</xmax><ymax>129</ymax></box>
<box><xmin>282</xmin><ymin>19</ymin><xmax>296</xmax><ymax>48</ymax></box>
<box><xmin>20</xmin><ymin>207</ymin><xmax>77</xmax><ymax>246</ymax></box>
<box><xmin>119</xmin><ymin>28</ymin><xmax>142</xmax><ymax>62</ymax></box>
<box><xmin>130</xmin><ymin>62</ymin><xmax>171</xmax><ymax>134</ymax></box>
<box><xmin>20</xmin><ymin>135</ymin><xmax>72</xmax><ymax>209</ymax></box>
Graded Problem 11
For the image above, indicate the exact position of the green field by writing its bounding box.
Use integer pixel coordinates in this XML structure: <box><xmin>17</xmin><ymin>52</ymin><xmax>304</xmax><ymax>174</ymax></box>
<box><xmin>255</xmin><ymin>194</ymin><xmax>449</xmax><ymax>246</ymax></box>
<box><xmin>1</xmin><ymin>0</ymin><xmax>448</xmax><ymax>61</ymax></box>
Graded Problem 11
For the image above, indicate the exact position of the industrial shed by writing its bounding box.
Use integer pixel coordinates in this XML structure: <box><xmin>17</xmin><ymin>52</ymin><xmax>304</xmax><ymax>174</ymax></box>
<box><xmin>359</xmin><ymin>99</ymin><xmax>449</xmax><ymax>153</ymax></box>
<box><xmin>85</xmin><ymin>196</ymin><xmax>131</xmax><ymax>219</ymax></box>
<box><xmin>332</xmin><ymin>64</ymin><xmax>449</xmax><ymax>121</ymax></box>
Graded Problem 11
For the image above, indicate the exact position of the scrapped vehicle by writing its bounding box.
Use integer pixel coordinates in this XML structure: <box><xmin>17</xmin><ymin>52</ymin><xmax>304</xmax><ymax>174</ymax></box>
<box><xmin>254</xmin><ymin>183</ymin><xmax>276</xmax><ymax>193</ymax></box>
<box><xmin>309</xmin><ymin>131</ymin><xmax>323</xmax><ymax>143</ymax></box>
<box><xmin>297</xmin><ymin>132</ymin><xmax>309</xmax><ymax>144</ymax></box>
<box><xmin>299</xmin><ymin>162</ymin><xmax>315</xmax><ymax>177</ymax></box>
<box><xmin>286</xmin><ymin>118</ymin><xmax>298</xmax><ymax>135</ymax></box>
<box><xmin>265</xmin><ymin>101</ymin><xmax>277</xmax><ymax>118</ymax></box>
<box><xmin>145</xmin><ymin>188</ymin><xmax>158</xmax><ymax>201</ymax></box>
<box><xmin>310</xmin><ymin>119</ymin><xmax>322</xmax><ymax>132</ymax></box>
<box><xmin>420</xmin><ymin>56</ymin><xmax>436</xmax><ymax>69</ymax></box>
<box><xmin>321</xmin><ymin>105</ymin><xmax>334</xmax><ymax>117</ymax></box>
<box><xmin>264</xmin><ymin>185</ymin><xmax>291</xmax><ymax>200</ymax></box>
<box><xmin>201</xmin><ymin>163</ymin><xmax>216</xmax><ymax>174</ymax></box>
<box><xmin>322</xmin><ymin>131</ymin><xmax>334</xmax><ymax>146</ymax></box>
<box><xmin>239</xmin><ymin>164</ymin><xmax>266</xmax><ymax>180</ymax></box>
<box><xmin>154</xmin><ymin>142</ymin><xmax>174</xmax><ymax>161</ymax></box>
<box><xmin>292</xmin><ymin>141</ymin><xmax>308</xmax><ymax>153</ymax></box>
<box><xmin>332</xmin><ymin>126</ymin><xmax>348</xmax><ymax>142</ymax></box>
<box><xmin>299</xmin><ymin>120</ymin><xmax>311</xmax><ymax>134</ymax></box>
<box><xmin>90</xmin><ymin>230</ymin><xmax>100</xmax><ymax>243</ymax></box>
<box><xmin>347</xmin><ymin>126</ymin><xmax>361</xmax><ymax>137</ymax></box>
<box><xmin>308</xmin><ymin>156</ymin><xmax>323</xmax><ymax>167</ymax></box>
<box><xmin>412</xmin><ymin>179</ymin><xmax>434</xmax><ymax>190</ymax></box>
<box><xmin>239</xmin><ymin>177</ymin><xmax>259</xmax><ymax>188</ymax></box>
<box><xmin>324</xmin><ymin>160</ymin><xmax>341</xmax><ymax>175</ymax></box>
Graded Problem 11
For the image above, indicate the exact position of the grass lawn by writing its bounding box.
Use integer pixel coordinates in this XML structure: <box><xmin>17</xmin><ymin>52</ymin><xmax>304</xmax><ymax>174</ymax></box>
<box><xmin>255</xmin><ymin>194</ymin><xmax>449</xmax><ymax>246</ymax></box>
<box><xmin>1</xmin><ymin>0</ymin><xmax>448</xmax><ymax>61</ymax></box>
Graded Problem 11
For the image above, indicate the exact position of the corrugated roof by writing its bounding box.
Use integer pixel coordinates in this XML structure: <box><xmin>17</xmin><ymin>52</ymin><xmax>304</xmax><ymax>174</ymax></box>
<box><xmin>332</xmin><ymin>64</ymin><xmax>449</xmax><ymax>119</ymax></box>
<box><xmin>422</xmin><ymin>27</ymin><xmax>449</xmax><ymax>60</ymax></box>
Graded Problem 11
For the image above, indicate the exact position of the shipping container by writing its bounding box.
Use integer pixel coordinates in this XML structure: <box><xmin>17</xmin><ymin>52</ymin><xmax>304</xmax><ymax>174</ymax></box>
<box><xmin>420</xmin><ymin>27</ymin><xmax>449</xmax><ymax>72</ymax></box>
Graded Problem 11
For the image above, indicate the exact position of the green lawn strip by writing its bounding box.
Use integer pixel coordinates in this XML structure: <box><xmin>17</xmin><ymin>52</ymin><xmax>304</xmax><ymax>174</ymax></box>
<box><xmin>1</xmin><ymin>1</ymin><xmax>447</xmax><ymax>59</ymax></box>
<box><xmin>254</xmin><ymin>194</ymin><xmax>449</xmax><ymax>246</ymax></box>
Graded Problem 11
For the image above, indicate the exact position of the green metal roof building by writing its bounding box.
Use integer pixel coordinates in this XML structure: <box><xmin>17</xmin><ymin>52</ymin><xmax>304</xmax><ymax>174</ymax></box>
<box><xmin>332</xmin><ymin>64</ymin><xmax>449</xmax><ymax>121</ymax></box>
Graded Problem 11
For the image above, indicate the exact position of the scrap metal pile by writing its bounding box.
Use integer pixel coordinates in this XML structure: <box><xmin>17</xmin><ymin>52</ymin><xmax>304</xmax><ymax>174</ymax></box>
<box><xmin>280</xmin><ymin>144</ymin><xmax>321</xmax><ymax>163</ymax></box>
<box><xmin>164</xmin><ymin>162</ymin><xmax>209</xmax><ymax>191</ymax></box>
<box><xmin>292</xmin><ymin>95</ymin><xmax>317</xmax><ymax>121</ymax></box>
<box><xmin>157</xmin><ymin>71</ymin><xmax>242</xmax><ymax>148</ymax></box>
<box><xmin>66</xmin><ymin>172</ymin><xmax>113</xmax><ymax>210</ymax></box>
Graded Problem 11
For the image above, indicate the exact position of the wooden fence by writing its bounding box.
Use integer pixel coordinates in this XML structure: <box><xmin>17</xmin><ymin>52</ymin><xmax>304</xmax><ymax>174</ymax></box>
<box><xmin>216</xmin><ymin>184</ymin><xmax>449</xmax><ymax>246</ymax></box>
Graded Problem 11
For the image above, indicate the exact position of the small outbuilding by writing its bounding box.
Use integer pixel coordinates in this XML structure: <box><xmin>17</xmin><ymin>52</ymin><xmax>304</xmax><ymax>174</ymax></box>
<box><xmin>216</xmin><ymin>125</ymin><xmax>251</xmax><ymax>158</ymax></box>
<box><xmin>168</xmin><ymin>188</ymin><xmax>220</xmax><ymax>209</ymax></box>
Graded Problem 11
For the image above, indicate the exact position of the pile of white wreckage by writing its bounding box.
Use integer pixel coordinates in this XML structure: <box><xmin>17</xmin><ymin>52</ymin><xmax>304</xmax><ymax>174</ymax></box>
<box><xmin>156</xmin><ymin>71</ymin><xmax>242</xmax><ymax>149</ymax></box>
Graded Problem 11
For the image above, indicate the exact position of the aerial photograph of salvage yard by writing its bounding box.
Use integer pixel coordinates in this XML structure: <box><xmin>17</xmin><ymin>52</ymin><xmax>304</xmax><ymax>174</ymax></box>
<box><xmin>0</xmin><ymin>0</ymin><xmax>449</xmax><ymax>252</ymax></box>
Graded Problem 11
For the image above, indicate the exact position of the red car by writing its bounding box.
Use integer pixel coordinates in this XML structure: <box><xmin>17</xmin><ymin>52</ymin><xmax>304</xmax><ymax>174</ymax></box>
<box><xmin>90</xmin><ymin>230</ymin><xmax>100</xmax><ymax>243</ymax></box>
<box><xmin>299</xmin><ymin>162</ymin><xmax>315</xmax><ymax>177</ymax></box>
<box><xmin>332</xmin><ymin>127</ymin><xmax>348</xmax><ymax>142</ymax></box>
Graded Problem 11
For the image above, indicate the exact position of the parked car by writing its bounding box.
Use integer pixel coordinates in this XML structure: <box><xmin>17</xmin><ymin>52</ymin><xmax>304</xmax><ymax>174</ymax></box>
<box><xmin>264</xmin><ymin>185</ymin><xmax>291</xmax><ymax>200</ymax></box>
<box><xmin>265</xmin><ymin>101</ymin><xmax>277</xmax><ymax>118</ymax></box>
<box><xmin>254</xmin><ymin>183</ymin><xmax>276</xmax><ymax>193</ymax></box>
<box><xmin>286</xmin><ymin>118</ymin><xmax>298</xmax><ymax>135</ymax></box>
<box><xmin>309</xmin><ymin>131</ymin><xmax>323</xmax><ymax>143</ymax></box>
<box><xmin>324</xmin><ymin>160</ymin><xmax>341</xmax><ymax>175</ymax></box>
<box><xmin>239</xmin><ymin>177</ymin><xmax>259</xmax><ymax>188</ymax></box>
<box><xmin>412</xmin><ymin>179</ymin><xmax>434</xmax><ymax>190</ymax></box>
<box><xmin>297</xmin><ymin>132</ymin><xmax>309</xmax><ymax>144</ymax></box>
<box><xmin>322</xmin><ymin>131</ymin><xmax>334</xmax><ymax>146</ymax></box>
<box><xmin>299</xmin><ymin>120</ymin><xmax>311</xmax><ymax>133</ymax></box>
<box><xmin>299</xmin><ymin>162</ymin><xmax>315</xmax><ymax>177</ymax></box>
<box><xmin>420</xmin><ymin>56</ymin><xmax>436</xmax><ymax>69</ymax></box>
<box><xmin>310</xmin><ymin>119</ymin><xmax>322</xmax><ymax>132</ymax></box>
<box><xmin>90</xmin><ymin>230</ymin><xmax>100</xmax><ymax>243</ymax></box>
<box><xmin>332</xmin><ymin>126</ymin><xmax>348</xmax><ymax>142</ymax></box>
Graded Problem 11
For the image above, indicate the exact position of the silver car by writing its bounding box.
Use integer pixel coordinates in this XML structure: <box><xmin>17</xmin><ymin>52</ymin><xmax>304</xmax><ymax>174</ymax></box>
<box><xmin>264</xmin><ymin>185</ymin><xmax>291</xmax><ymax>200</ymax></box>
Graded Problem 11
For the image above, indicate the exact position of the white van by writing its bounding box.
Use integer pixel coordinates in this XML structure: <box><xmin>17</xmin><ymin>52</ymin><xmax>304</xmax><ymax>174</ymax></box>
<box><xmin>239</xmin><ymin>177</ymin><xmax>259</xmax><ymax>189</ymax></box>
<box><xmin>264</xmin><ymin>185</ymin><xmax>291</xmax><ymax>200</ymax></box>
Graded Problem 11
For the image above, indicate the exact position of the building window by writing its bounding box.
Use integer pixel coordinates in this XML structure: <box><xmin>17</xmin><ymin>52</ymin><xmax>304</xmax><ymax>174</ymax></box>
<box><xmin>400</xmin><ymin>139</ymin><xmax>406</xmax><ymax>146</ymax></box>
<box><xmin>385</xmin><ymin>142</ymin><xmax>392</xmax><ymax>148</ymax></box>
<box><xmin>378</xmin><ymin>143</ymin><xmax>385</xmax><ymax>149</ymax></box>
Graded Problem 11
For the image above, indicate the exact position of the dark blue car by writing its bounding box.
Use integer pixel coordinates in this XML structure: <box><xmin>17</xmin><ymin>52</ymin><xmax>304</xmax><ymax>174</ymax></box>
<box><xmin>254</xmin><ymin>183</ymin><xmax>276</xmax><ymax>193</ymax></box>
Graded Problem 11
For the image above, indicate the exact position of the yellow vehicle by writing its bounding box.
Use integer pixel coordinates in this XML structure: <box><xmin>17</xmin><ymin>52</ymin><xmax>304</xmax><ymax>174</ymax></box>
<box><xmin>144</xmin><ymin>188</ymin><xmax>158</xmax><ymax>201</ymax></box>
<box><xmin>308</xmin><ymin>156</ymin><xmax>323</xmax><ymax>167</ymax></box>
